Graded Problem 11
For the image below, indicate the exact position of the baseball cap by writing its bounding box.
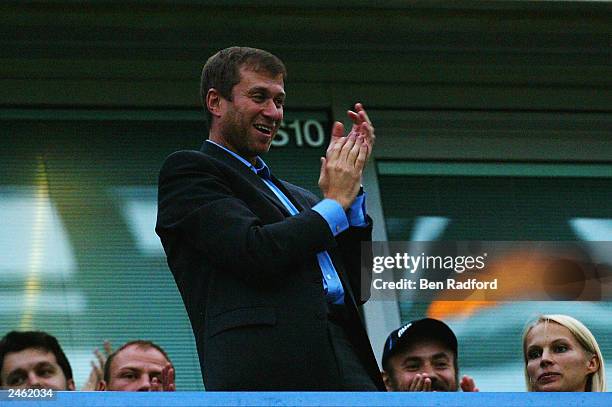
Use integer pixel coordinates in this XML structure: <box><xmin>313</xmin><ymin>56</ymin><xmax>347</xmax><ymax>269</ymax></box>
<box><xmin>382</xmin><ymin>318</ymin><xmax>458</xmax><ymax>366</ymax></box>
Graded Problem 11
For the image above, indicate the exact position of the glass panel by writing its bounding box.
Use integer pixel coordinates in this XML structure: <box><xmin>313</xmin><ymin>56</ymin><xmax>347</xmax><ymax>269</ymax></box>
<box><xmin>378</xmin><ymin>170</ymin><xmax>612</xmax><ymax>391</ymax></box>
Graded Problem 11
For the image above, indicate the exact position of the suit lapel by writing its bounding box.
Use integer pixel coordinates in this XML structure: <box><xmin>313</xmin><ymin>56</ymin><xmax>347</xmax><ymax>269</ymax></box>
<box><xmin>270</xmin><ymin>175</ymin><xmax>307</xmax><ymax>212</ymax></box>
<box><xmin>201</xmin><ymin>143</ymin><xmax>362</xmax><ymax>319</ymax></box>
<box><xmin>201</xmin><ymin>141</ymin><xmax>291</xmax><ymax>216</ymax></box>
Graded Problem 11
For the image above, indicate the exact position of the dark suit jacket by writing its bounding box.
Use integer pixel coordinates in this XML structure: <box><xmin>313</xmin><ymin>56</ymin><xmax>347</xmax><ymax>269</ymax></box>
<box><xmin>156</xmin><ymin>141</ymin><xmax>383</xmax><ymax>390</ymax></box>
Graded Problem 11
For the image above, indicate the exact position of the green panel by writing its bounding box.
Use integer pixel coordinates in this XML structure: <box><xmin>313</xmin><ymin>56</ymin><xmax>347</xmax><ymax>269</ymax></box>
<box><xmin>380</xmin><ymin>174</ymin><xmax>612</xmax><ymax>241</ymax></box>
<box><xmin>1</xmin><ymin>118</ymin><xmax>205</xmax><ymax>390</ymax></box>
<box><xmin>378</xmin><ymin>162</ymin><xmax>612</xmax><ymax>178</ymax></box>
<box><xmin>1</xmin><ymin>2</ymin><xmax>610</xmax><ymax>109</ymax></box>
<box><xmin>370</xmin><ymin>109</ymin><xmax>612</xmax><ymax>161</ymax></box>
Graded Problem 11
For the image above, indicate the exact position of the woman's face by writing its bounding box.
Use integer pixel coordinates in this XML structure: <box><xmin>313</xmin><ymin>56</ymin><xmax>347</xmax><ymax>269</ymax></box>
<box><xmin>525</xmin><ymin>322</ymin><xmax>598</xmax><ymax>392</ymax></box>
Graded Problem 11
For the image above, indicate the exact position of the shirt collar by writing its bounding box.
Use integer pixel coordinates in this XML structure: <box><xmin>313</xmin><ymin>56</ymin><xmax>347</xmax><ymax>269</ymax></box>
<box><xmin>206</xmin><ymin>139</ymin><xmax>271</xmax><ymax>179</ymax></box>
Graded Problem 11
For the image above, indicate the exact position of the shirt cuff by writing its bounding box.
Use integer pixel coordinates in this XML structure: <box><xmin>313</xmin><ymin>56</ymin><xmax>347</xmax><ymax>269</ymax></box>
<box><xmin>347</xmin><ymin>190</ymin><xmax>367</xmax><ymax>227</ymax></box>
<box><xmin>312</xmin><ymin>199</ymin><xmax>349</xmax><ymax>236</ymax></box>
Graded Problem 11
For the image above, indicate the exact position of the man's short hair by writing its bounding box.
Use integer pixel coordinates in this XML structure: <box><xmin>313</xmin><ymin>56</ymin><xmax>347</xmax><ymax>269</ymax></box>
<box><xmin>200</xmin><ymin>46</ymin><xmax>287</xmax><ymax>125</ymax></box>
<box><xmin>103</xmin><ymin>340</ymin><xmax>172</xmax><ymax>384</ymax></box>
<box><xmin>0</xmin><ymin>331</ymin><xmax>73</xmax><ymax>386</ymax></box>
<box><xmin>382</xmin><ymin>318</ymin><xmax>459</xmax><ymax>375</ymax></box>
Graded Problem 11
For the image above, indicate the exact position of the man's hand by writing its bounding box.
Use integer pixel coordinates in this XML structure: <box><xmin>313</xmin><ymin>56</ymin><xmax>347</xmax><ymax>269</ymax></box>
<box><xmin>318</xmin><ymin>129</ymin><xmax>368</xmax><ymax>209</ymax></box>
<box><xmin>407</xmin><ymin>373</ymin><xmax>433</xmax><ymax>392</ymax></box>
<box><xmin>81</xmin><ymin>340</ymin><xmax>113</xmax><ymax>391</ymax></box>
<box><xmin>318</xmin><ymin>102</ymin><xmax>374</xmax><ymax>209</ymax></box>
<box><xmin>460</xmin><ymin>375</ymin><xmax>479</xmax><ymax>392</ymax></box>
<box><xmin>151</xmin><ymin>363</ymin><xmax>176</xmax><ymax>391</ymax></box>
<box><xmin>327</xmin><ymin>103</ymin><xmax>375</xmax><ymax>162</ymax></box>
<box><xmin>347</xmin><ymin>102</ymin><xmax>375</xmax><ymax>156</ymax></box>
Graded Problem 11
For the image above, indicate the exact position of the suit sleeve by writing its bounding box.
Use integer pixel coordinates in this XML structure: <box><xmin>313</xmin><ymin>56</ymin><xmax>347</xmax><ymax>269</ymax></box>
<box><xmin>156</xmin><ymin>150</ymin><xmax>337</xmax><ymax>283</ymax></box>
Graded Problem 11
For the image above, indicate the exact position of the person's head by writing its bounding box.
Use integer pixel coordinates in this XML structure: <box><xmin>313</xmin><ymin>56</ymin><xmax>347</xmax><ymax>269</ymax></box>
<box><xmin>0</xmin><ymin>331</ymin><xmax>75</xmax><ymax>390</ymax></box>
<box><xmin>201</xmin><ymin>46</ymin><xmax>287</xmax><ymax>163</ymax></box>
<box><xmin>99</xmin><ymin>340</ymin><xmax>173</xmax><ymax>391</ymax></box>
<box><xmin>381</xmin><ymin>318</ymin><xmax>459</xmax><ymax>391</ymax></box>
<box><xmin>523</xmin><ymin>314</ymin><xmax>606</xmax><ymax>392</ymax></box>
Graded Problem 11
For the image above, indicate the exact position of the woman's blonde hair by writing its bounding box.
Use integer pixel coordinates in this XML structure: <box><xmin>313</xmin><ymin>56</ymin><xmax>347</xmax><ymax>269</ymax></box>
<box><xmin>522</xmin><ymin>314</ymin><xmax>606</xmax><ymax>392</ymax></box>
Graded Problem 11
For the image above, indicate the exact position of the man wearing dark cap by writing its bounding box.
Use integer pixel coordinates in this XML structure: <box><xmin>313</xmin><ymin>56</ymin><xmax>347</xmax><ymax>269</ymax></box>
<box><xmin>381</xmin><ymin>318</ymin><xmax>478</xmax><ymax>392</ymax></box>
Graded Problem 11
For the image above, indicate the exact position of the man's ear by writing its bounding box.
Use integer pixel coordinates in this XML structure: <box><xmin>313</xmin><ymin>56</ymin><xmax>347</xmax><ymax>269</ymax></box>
<box><xmin>66</xmin><ymin>378</ymin><xmax>76</xmax><ymax>391</ymax></box>
<box><xmin>381</xmin><ymin>370</ymin><xmax>393</xmax><ymax>392</ymax></box>
<box><xmin>97</xmin><ymin>380</ymin><xmax>107</xmax><ymax>391</ymax></box>
<box><xmin>206</xmin><ymin>88</ymin><xmax>224</xmax><ymax>119</ymax></box>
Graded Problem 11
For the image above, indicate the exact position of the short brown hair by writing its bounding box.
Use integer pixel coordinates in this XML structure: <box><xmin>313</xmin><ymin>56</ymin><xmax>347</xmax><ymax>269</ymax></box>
<box><xmin>103</xmin><ymin>340</ymin><xmax>172</xmax><ymax>384</ymax></box>
<box><xmin>200</xmin><ymin>46</ymin><xmax>287</xmax><ymax>125</ymax></box>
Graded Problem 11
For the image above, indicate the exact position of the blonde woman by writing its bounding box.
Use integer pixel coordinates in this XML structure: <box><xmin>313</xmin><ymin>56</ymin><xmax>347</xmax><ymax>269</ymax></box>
<box><xmin>523</xmin><ymin>314</ymin><xmax>606</xmax><ymax>392</ymax></box>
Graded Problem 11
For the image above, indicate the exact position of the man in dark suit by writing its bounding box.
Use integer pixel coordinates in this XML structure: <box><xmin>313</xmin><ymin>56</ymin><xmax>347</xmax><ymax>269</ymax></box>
<box><xmin>156</xmin><ymin>46</ymin><xmax>383</xmax><ymax>390</ymax></box>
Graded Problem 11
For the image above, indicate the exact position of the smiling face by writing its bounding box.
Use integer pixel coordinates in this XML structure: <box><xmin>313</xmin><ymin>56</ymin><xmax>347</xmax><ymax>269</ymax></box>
<box><xmin>525</xmin><ymin>322</ymin><xmax>599</xmax><ymax>392</ymax></box>
<box><xmin>383</xmin><ymin>339</ymin><xmax>458</xmax><ymax>392</ymax></box>
<box><xmin>209</xmin><ymin>66</ymin><xmax>285</xmax><ymax>164</ymax></box>
<box><xmin>0</xmin><ymin>348</ymin><xmax>74</xmax><ymax>390</ymax></box>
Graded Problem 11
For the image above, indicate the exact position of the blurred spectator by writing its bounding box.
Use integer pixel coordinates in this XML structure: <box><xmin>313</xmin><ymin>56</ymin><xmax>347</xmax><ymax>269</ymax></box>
<box><xmin>523</xmin><ymin>314</ymin><xmax>606</xmax><ymax>392</ymax></box>
<box><xmin>98</xmin><ymin>340</ymin><xmax>175</xmax><ymax>391</ymax></box>
<box><xmin>0</xmin><ymin>331</ymin><xmax>75</xmax><ymax>390</ymax></box>
<box><xmin>81</xmin><ymin>340</ymin><xmax>113</xmax><ymax>391</ymax></box>
<box><xmin>381</xmin><ymin>318</ymin><xmax>478</xmax><ymax>392</ymax></box>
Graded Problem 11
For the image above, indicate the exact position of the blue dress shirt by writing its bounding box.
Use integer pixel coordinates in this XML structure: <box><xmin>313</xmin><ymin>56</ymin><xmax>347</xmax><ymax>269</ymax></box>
<box><xmin>206</xmin><ymin>140</ymin><xmax>367</xmax><ymax>304</ymax></box>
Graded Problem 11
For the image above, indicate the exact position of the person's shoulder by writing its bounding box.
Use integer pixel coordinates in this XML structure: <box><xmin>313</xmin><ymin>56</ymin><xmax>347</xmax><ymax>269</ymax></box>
<box><xmin>161</xmin><ymin>149</ymin><xmax>214</xmax><ymax>169</ymax></box>
<box><xmin>159</xmin><ymin>147</ymin><xmax>241</xmax><ymax>181</ymax></box>
<box><xmin>163</xmin><ymin>149</ymin><xmax>206</xmax><ymax>163</ymax></box>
